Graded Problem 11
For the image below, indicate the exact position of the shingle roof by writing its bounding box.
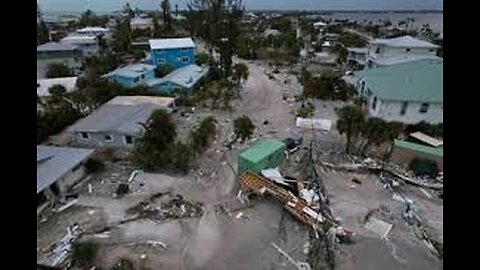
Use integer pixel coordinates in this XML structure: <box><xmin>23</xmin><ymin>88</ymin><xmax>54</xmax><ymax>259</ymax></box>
<box><xmin>370</xmin><ymin>35</ymin><xmax>439</xmax><ymax>49</ymax></box>
<box><xmin>106</xmin><ymin>63</ymin><xmax>156</xmax><ymax>79</ymax></box>
<box><xmin>149</xmin><ymin>38</ymin><xmax>195</xmax><ymax>50</ymax></box>
<box><xmin>37</xmin><ymin>146</ymin><xmax>94</xmax><ymax>193</ymax></box>
<box><xmin>145</xmin><ymin>64</ymin><xmax>209</xmax><ymax>89</ymax></box>
<box><xmin>67</xmin><ymin>96</ymin><xmax>174</xmax><ymax>135</ymax></box>
<box><xmin>394</xmin><ymin>139</ymin><xmax>443</xmax><ymax>157</ymax></box>
<box><xmin>358</xmin><ymin>59</ymin><xmax>443</xmax><ymax>103</ymax></box>
<box><xmin>37</xmin><ymin>42</ymin><xmax>79</xmax><ymax>52</ymax></box>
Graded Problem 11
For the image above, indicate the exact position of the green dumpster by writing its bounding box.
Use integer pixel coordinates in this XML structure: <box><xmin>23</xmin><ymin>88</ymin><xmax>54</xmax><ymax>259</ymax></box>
<box><xmin>237</xmin><ymin>139</ymin><xmax>286</xmax><ymax>174</ymax></box>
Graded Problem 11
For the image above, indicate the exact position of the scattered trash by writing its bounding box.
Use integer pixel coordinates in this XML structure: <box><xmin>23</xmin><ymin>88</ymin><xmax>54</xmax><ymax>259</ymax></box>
<box><xmin>88</xmin><ymin>210</ymin><xmax>95</xmax><ymax>215</ymax></box>
<box><xmin>235</xmin><ymin>212</ymin><xmax>244</xmax><ymax>219</ymax></box>
<box><xmin>128</xmin><ymin>170</ymin><xmax>144</xmax><ymax>183</ymax></box>
<box><xmin>88</xmin><ymin>183</ymin><xmax>93</xmax><ymax>194</ymax></box>
<box><xmin>261</xmin><ymin>168</ymin><xmax>290</xmax><ymax>187</ymax></box>
<box><xmin>42</xmin><ymin>224</ymin><xmax>83</xmax><ymax>266</ymax></box>
<box><xmin>296</xmin><ymin>117</ymin><xmax>332</xmax><ymax>131</ymax></box>
<box><xmin>263</xmin><ymin>120</ymin><xmax>269</xmax><ymax>125</ymax></box>
<box><xmin>146</xmin><ymin>240</ymin><xmax>167</xmax><ymax>249</ymax></box>
<box><xmin>271</xmin><ymin>242</ymin><xmax>311</xmax><ymax>270</ymax></box>
<box><xmin>364</xmin><ymin>217</ymin><xmax>393</xmax><ymax>239</ymax></box>
<box><xmin>116</xmin><ymin>184</ymin><xmax>130</xmax><ymax>197</ymax></box>
<box><xmin>351</xmin><ymin>179</ymin><xmax>362</xmax><ymax>185</ymax></box>
<box><xmin>392</xmin><ymin>193</ymin><xmax>406</xmax><ymax>203</ymax></box>
<box><xmin>55</xmin><ymin>199</ymin><xmax>78</xmax><ymax>213</ymax></box>
<box><xmin>140</xmin><ymin>254</ymin><xmax>147</xmax><ymax>260</ymax></box>
<box><xmin>349</xmin><ymin>185</ymin><xmax>356</xmax><ymax>189</ymax></box>
<box><xmin>419</xmin><ymin>187</ymin><xmax>432</xmax><ymax>198</ymax></box>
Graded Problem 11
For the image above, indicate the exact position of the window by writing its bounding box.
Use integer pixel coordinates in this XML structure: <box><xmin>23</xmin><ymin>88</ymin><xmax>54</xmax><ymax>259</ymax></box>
<box><xmin>133</xmin><ymin>77</ymin><xmax>139</xmax><ymax>83</ymax></box>
<box><xmin>181</xmin><ymin>56</ymin><xmax>189</xmax><ymax>63</ymax></box>
<box><xmin>405</xmin><ymin>48</ymin><xmax>411</xmax><ymax>52</ymax></box>
<box><xmin>429</xmin><ymin>49</ymin><xmax>435</xmax><ymax>52</ymax></box>
<box><xmin>104</xmin><ymin>134</ymin><xmax>114</xmax><ymax>142</ymax></box>
<box><xmin>419</xmin><ymin>103</ymin><xmax>429</xmax><ymax>113</ymax></box>
<box><xmin>157</xmin><ymin>58</ymin><xmax>166</xmax><ymax>64</ymax></box>
<box><xmin>125</xmin><ymin>135</ymin><xmax>133</xmax><ymax>145</ymax></box>
<box><xmin>181</xmin><ymin>47</ymin><xmax>189</xmax><ymax>51</ymax></box>
<box><xmin>141</xmin><ymin>74</ymin><xmax>145</xmax><ymax>79</ymax></box>
<box><xmin>400</xmin><ymin>102</ymin><xmax>408</xmax><ymax>115</ymax></box>
<box><xmin>80</xmin><ymin>132</ymin><xmax>89</xmax><ymax>140</ymax></box>
<box><xmin>371</xmin><ymin>97</ymin><xmax>377</xmax><ymax>111</ymax></box>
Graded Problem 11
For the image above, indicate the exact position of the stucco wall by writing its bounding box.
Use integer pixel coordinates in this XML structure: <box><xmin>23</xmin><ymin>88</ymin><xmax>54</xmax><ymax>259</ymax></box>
<box><xmin>367</xmin><ymin>96</ymin><xmax>443</xmax><ymax>124</ymax></box>
<box><xmin>151</xmin><ymin>47</ymin><xmax>195</xmax><ymax>69</ymax></box>
<box><xmin>390</xmin><ymin>148</ymin><xmax>443</xmax><ymax>171</ymax></box>
<box><xmin>71</xmin><ymin>131</ymin><xmax>139</xmax><ymax>149</ymax></box>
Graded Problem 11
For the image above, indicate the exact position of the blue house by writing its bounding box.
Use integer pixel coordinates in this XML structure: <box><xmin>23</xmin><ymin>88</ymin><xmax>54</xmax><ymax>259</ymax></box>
<box><xmin>149</xmin><ymin>38</ymin><xmax>196</xmax><ymax>69</ymax></box>
<box><xmin>145</xmin><ymin>64</ymin><xmax>209</xmax><ymax>94</ymax></box>
<box><xmin>104</xmin><ymin>63</ymin><xmax>156</xmax><ymax>88</ymax></box>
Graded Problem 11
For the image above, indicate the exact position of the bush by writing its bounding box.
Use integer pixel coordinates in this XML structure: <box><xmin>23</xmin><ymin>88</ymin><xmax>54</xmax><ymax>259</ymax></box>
<box><xmin>297</xmin><ymin>102</ymin><xmax>315</xmax><ymax>118</ymax></box>
<box><xmin>155</xmin><ymin>65</ymin><xmax>174</xmax><ymax>78</ymax></box>
<box><xmin>48</xmin><ymin>84</ymin><xmax>67</xmax><ymax>96</ymax></box>
<box><xmin>191</xmin><ymin>117</ymin><xmax>217</xmax><ymax>153</ymax></box>
<box><xmin>234</xmin><ymin>116</ymin><xmax>255</xmax><ymax>142</ymax></box>
<box><xmin>71</xmin><ymin>241</ymin><xmax>98</xmax><ymax>267</ymax></box>
<box><xmin>411</xmin><ymin>158</ymin><xmax>439</xmax><ymax>177</ymax></box>
<box><xmin>46</xmin><ymin>63</ymin><xmax>72</xmax><ymax>78</ymax></box>
<box><xmin>84</xmin><ymin>158</ymin><xmax>105</xmax><ymax>174</ymax></box>
<box><xmin>168</xmin><ymin>142</ymin><xmax>194</xmax><ymax>173</ymax></box>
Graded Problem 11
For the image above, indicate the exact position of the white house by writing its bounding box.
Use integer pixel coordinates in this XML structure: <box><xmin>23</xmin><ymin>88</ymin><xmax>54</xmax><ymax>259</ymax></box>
<box><xmin>61</xmin><ymin>35</ymin><xmax>99</xmax><ymax>56</ymax></box>
<box><xmin>366</xmin><ymin>35</ymin><xmax>440</xmax><ymax>69</ymax></box>
<box><xmin>76</xmin><ymin>26</ymin><xmax>111</xmax><ymax>39</ymax></box>
<box><xmin>347</xmin><ymin>47</ymin><xmax>368</xmax><ymax>68</ymax></box>
<box><xmin>130</xmin><ymin>17</ymin><xmax>154</xmax><ymax>30</ymax></box>
<box><xmin>356</xmin><ymin>59</ymin><xmax>443</xmax><ymax>124</ymax></box>
<box><xmin>37</xmin><ymin>77</ymin><xmax>78</xmax><ymax>97</ymax></box>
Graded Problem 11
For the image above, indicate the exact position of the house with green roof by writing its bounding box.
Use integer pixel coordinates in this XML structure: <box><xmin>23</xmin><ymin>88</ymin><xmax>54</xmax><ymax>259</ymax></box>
<box><xmin>390</xmin><ymin>139</ymin><xmax>443</xmax><ymax>171</ymax></box>
<box><xmin>356</xmin><ymin>59</ymin><xmax>443</xmax><ymax>124</ymax></box>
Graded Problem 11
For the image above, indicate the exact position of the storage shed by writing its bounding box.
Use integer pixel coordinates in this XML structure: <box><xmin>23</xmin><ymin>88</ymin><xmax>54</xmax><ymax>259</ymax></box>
<box><xmin>238</xmin><ymin>139</ymin><xmax>286</xmax><ymax>174</ymax></box>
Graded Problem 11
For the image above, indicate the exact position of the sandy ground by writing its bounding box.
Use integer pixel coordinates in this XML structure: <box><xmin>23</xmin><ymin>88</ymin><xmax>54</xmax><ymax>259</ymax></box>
<box><xmin>37</xmin><ymin>60</ymin><xmax>442</xmax><ymax>270</ymax></box>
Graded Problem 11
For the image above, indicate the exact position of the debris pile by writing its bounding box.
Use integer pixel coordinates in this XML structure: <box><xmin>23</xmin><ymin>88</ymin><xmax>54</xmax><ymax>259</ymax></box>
<box><xmin>124</xmin><ymin>192</ymin><xmax>204</xmax><ymax>222</ymax></box>
<box><xmin>40</xmin><ymin>224</ymin><xmax>83</xmax><ymax>267</ymax></box>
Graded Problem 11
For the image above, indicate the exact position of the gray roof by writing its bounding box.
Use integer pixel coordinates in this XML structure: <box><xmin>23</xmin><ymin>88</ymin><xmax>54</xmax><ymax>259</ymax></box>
<box><xmin>67</xmin><ymin>96</ymin><xmax>173</xmax><ymax>136</ymax></box>
<box><xmin>370</xmin><ymin>35</ymin><xmax>438</xmax><ymax>49</ymax></box>
<box><xmin>105</xmin><ymin>63</ymin><xmax>156</xmax><ymax>79</ymax></box>
<box><xmin>37</xmin><ymin>146</ymin><xmax>94</xmax><ymax>194</ymax></box>
<box><xmin>149</xmin><ymin>38</ymin><xmax>195</xmax><ymax>50</ymax></box>
<box><xmin>145</xmin><ymin>64</ymin><xmax>209</xmax><ymax>89</ymax></box>
<box><xmin>37</xmin><ymin>42</ymin><xmax>79</xmax><ymax>52</ymax></box>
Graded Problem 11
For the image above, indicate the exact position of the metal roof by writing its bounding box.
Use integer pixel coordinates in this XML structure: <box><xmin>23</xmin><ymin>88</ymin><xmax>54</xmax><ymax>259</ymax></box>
<box><xmin>37</xmin><ymin>42</ymin><xmax>79</xmax><ymax>52</ymax></box>
<box><xmin>67</xmin><ymin>96</ymin><xmax>174</xmax><ymax>135</ymax></box>
<box><xmin>105</xmin><ymin>63</ymin><xmax>156</xmax><ymax>79</ymax></box>
<box><xmin>37</xmin><ymin>146</ymin><xmax>94</xmax><ymax>194</ymax></box>
<box><xmin>393</xmin><ymin>139</ymin><xmax>443</xmax><ymax>157</ymax></box>
<box><xmin>357</xmin><ymin>59</ymin><xmax>443</xmax><ymax>103</ymax></box>
<box><xmin>131</xmin><ymin>17</ymin><xmax>153</xmax><ymax>25</ymax></box>
<box><xmin>370</xmin><ymin>35</ymin><xmax>439</xmax><ymax>49</ymax></box>
<box><xmin>145</xmin><ymin>64</ymin><xmax>209</xmax><ymax>89</ymax></box>
<box><xmin>409</xmin><ymin>132</ymin><xmax>443</xmax><ymax>147</ymax></box>
<box><xmin>239</xmin><ymin>139</ymin><xmax>286</xmax><ymax>163</ymax></box>
<box><xmin>374</xmin><ymin>55</ymin><xmax>442</xmax><ymax>66</ymax></box>
<box><xmin>76</xmin><ymin>27</ymin><xmax>110</xmax><ymax>33</ymax></box>
<box><xmin>61</xmin><ymin>35</ymin><xmax>97</xmax><ymax>44</ymax></box>
<box><xmin>149</xmin><ymin>38</ymin><xmax>195</xmax><ymax>50</ymax></box>
<box><xmin>37</xmin><ymin>77</ymin><xmax>78</xmax><ymax>97</ymax></box>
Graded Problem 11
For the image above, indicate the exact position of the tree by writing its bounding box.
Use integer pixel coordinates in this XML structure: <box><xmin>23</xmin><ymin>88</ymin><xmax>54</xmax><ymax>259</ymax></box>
<box><xmin>155</xmin><ymin>64</ymin><xmax>174</xmax><ymax>77</ymax></box>
<box><xmin>191</xmin><ymin>116</ymin><xmax>217</xmax><ymax>152</ymax></box>
<box><xmin>71</xmin><ymin>242</ymin><xmax>98</xmax><ymax>268</ymax></box>
<box><xmin>112</xmin><ymin>18</ymin><xmax>132</xmax><ymax>52</ymax></box>
<box><xmin>37</xmin><ymin>3</ymin><xmax>49</xmax><ymax>45</ymax></box>
<box><xmin>79</xmin><ymin>10</ymin><xmax>109</xmax><ymax>26</ymax></box>
<box><xmin>123</xmin><ymin>2</ymin><xmax>135</xmax><ymax>18</ymax></box>
<box><xmin>161</xmin><ymin>0</ymin><xmax>172</xmax><ymax>32</ymax></box>
<box><xmin>195</xmin><ymin>52</ymin><xmax>213</xmax><ymax>66</ymax></box>
<box><xmin>336</xmin><ymin>105</ymin><xmax>365</xmax><ymax>154</ymax></box>
<box><xmin>234</xmin><ymin>115</ymin><xmax>255</xmax><ymax>142</ymax></box>
<box><xmin>133</xmin><ymin>109</ymin><xmax>177</xmax><ymax>169</ymax></box>
<box><xmin>48</xmin><ymin>84</ymin><xmax>67</xmax><ymax>96</ymax></box>
<box><xmin>230</xmin><ymin>62</ymin><xmax>249</xmax><ymax>95</ymax></box>
<box><xmin>152</xmin><ymin>13</ymin><xmax>162</xmax><ymax>38</ymax></box>
<box><xmin>46</xmin><ymin>63</ymin><xmax>72</xmax><ymax>78</ymax></box>
<box><xmin>168</xmin><ymin>142</ymin><xmax>194</xmax><ymax>173</ymax></box>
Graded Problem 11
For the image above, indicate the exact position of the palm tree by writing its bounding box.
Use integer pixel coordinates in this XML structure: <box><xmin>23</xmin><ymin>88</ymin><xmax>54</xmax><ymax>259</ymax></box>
<box><xmin>336</xmin><ymin>105</ymin><xmax>365</xmax><ymax>154</ymax></box>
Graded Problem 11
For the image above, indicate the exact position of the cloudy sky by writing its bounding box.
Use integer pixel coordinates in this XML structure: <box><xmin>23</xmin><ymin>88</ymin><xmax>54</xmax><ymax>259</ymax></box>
<box><xmin>39</xmin><ymin>0</ymin><xmax>443</xmax><ymax>13</ymax></box>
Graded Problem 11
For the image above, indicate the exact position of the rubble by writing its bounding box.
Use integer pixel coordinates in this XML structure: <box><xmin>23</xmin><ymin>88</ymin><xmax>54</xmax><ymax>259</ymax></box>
<box><xmin>124</xmin><ymin>192</ymin><xmax>204</xmax><ymax>222</ymax></box>
<box><xmin>40</xmin><ymin>224</ymin><xmax>83</xmax><ymax>267</ymax></box>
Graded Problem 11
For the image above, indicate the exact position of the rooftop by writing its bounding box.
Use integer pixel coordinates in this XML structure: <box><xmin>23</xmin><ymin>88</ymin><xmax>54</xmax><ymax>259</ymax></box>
<box><xmin>37</xmin><ymin>42</ymin><xmax>79</xmax><ymax>52</ymax></box>
<box><xmin>239</xmin><ymin>139</ymin><xmax>286</xmax><ymax>163</ymax></box>
<box><xmin>370</xmin><ymin>35</ymin><xmax>439</xmax><ymax>49</ymax></box>
<box><xmin>131</xmin><ymin>17</ymin><xmax>153</xmax><ymax>25</ymax></box>
<box><xmin>149</xmin><ymin>38</ymin><xmax>195</xmax><ymax>50</ymax></box>
<box><xmin>37</xmin><ymin>77</ymin><xmax>78</xmax><ymax>97</ymax></box>
<box><xmin>76</xmin><ymin>27</ymin><xmax>109</xmax><ymax>33</ymax></box>
<box><xmin>347</xmin><ymin>47</ymin><xmax>368</xmax><ymax>54</ymax></box>
<box><xmin>145</xmin><ymin>64</ymin><xmax>209</xmax><ymax>89</ymax></box>
<box><xmin>67</xmin><ymin>96</ymin><xmax>175</xmax><ymax>136</ymax></box>
<box><xmin>394</xmin><ymin>139</ymin><xmax>443</xmax><ymax>158</ymax></box>
<box><xmin>61</xmin><ymin>35</ymin><xmax>97</xmax><ymax>44</ymax></box>
<box><xmin>374</xmin><ymin>54</ymin><xmax>442</xmax><ymax>66</ymax></box>
<box><xmin>358</xmin><ymin>59</ymin><xmax>443</xmax><ymax>103</ymax></box>
<box><xmin>37</xmin><ymin>146</ymin><xmax>94</xmax><ymax>194</ymax></box>
<box><xmin>409</xmin><ymin>132</ymin><xmax>443</xmax><ymax>147</ymax></box>
<box><xmin>105</xmin><ymin>63</ymin><xmax>156</xmax><ymax>79</ymax></box>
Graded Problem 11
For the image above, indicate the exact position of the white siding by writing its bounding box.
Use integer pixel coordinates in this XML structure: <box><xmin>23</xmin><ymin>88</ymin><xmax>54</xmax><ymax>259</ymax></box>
<box><xmin>367</xmin><ymin>96</ymin><xmax>442</xmax><ymax>124</ymax></box>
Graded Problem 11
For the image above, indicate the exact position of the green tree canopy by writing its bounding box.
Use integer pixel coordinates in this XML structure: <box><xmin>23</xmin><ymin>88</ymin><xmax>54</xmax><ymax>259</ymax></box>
<box><xmin>336</xmin><ymin>105</ymin><xmax>365</xmax><ymax>154</ymax></box>
<box><xmin>46</xmin><ymin>63</ymin><xmax>72</xmax><ymax>78</ymax></box>
<box><xmin>234</xmin><ymin>115</ymin><xmax>255</xmax><ymax>142</ymax></box>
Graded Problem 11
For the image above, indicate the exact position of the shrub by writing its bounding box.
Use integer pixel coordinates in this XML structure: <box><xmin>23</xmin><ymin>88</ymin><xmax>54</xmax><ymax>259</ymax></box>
<box><xmin>297</xmin><ymin>102</ymin><xmax>315</xmax><ymax>118</ymax></box>
<box><xmin>84</xmin><ymin>158</ymin><xmax>105</xmax><ymax>174</ymax></box>
<box><xmin>191</xmin><ymin>117</ymin><xmax>217</xmax><ymax>153</ymax></box>
<box><xmin>234</xmin><ymin>116</ymin><xmax>255</xmax><ymax>142</ymax></box>
<box><xmin>46</xmin><ymin>63</ymin><xmax>72</xmax><ymax>78</ymax></box>
<box><xmin>411</xmin><ymin>158</ymin><xmax>439</xmax><ymax>177</ymax></box>
<box><xmin>71</xmin><ymin>241</ymin><xmax>98</xmax><ymax>267</ymax></box>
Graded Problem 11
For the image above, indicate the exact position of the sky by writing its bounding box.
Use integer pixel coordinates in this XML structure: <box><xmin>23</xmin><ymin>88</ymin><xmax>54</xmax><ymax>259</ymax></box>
<box><xmin>39</xmin><ymin>0</ymin><xmax>443</xmax><ymax>13</ymax></box>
